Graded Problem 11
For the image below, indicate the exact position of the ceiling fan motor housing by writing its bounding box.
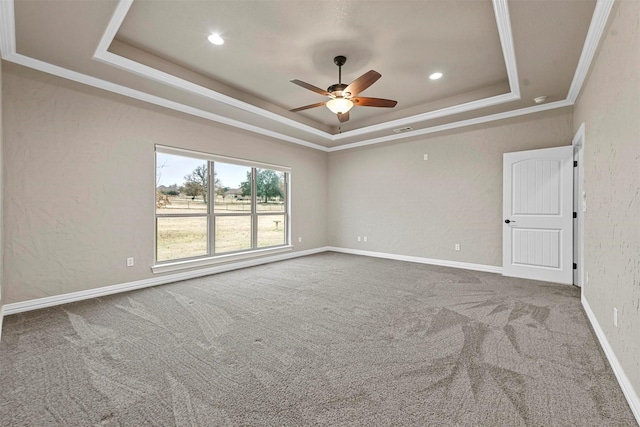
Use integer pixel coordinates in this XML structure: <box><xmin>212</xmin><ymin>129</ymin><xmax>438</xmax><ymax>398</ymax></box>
<box><xmin>328</xmin><ymin>83</ymin><xmax>349</xmax><ymax>97</ymax></box>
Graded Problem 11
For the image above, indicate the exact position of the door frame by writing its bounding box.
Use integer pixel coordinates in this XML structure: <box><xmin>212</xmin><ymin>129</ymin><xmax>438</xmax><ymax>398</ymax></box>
<box><xmin>572</xmin><ymin>123</ymin><xmax>586</xmax><ymax>287</ymax></box>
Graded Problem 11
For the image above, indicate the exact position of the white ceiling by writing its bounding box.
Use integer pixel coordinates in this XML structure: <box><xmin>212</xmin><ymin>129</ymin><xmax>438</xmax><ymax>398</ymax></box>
<box><xmin>1</xmin><ymin>0</ymin><xmax>610</xmax><ymax>150</ymax></box>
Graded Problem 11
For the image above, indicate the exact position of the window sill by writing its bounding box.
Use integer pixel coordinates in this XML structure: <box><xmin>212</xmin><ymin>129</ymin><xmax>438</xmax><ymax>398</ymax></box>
<box><xmin>151</xmin><ymin>245</ymin><xmax>293</xmax><ymax>274</ymax></box>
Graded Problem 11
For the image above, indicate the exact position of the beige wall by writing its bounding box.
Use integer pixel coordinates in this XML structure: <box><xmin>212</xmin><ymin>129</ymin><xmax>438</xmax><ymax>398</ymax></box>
<box><xmin>327</xmin><ymin>109</ymin><xmax>573</xmax><ymax>266</ymax></box>
<box><xmin>2</xmin><ymin>62</ymin><xmax>328</xmax><ymax>304</ymax></box>
<box><xmin>573</xmin><ymin>0</ymin><xmax>640</xmax><ymax>396</ymax></box>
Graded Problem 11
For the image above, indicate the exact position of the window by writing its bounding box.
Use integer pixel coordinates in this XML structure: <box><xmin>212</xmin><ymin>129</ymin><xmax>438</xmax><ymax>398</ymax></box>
<box><xmin>155</xmin><ymin>146</ymin><xmax>290</xmax><ymax>267</ymax></box>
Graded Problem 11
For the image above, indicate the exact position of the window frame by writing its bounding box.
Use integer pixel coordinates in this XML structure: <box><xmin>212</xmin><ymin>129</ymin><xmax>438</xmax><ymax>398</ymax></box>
<box><xmin>154</xmin><ymin>145</ymin><xmax>291</xmax><ymax>273</ymax></box>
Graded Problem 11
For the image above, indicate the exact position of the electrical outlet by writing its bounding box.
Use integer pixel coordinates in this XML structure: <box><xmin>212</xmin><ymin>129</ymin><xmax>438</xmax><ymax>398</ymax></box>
<box><xmin>126</xmin><ymin>257</ymin><xmax>134</xmax><ymax>267</ymax></box>
<box><xmin>357</xmin><ymin>236</ymin><xmax>361</xmax><ymax>242</ymax></box>
<box><xmin>455</xmin><ymin>244</ymin><xmax>460</xmax><ymax>251</ymax></box>
<box><xmin>298</xmin><ymin>237</ymin><xmax>302</xmax><ymax>243</ymax></box>
<box><xmin>423</xmin><ymin>154</ymin><xmax>429</xmax><ymax>161</ymax></box>
<box><xmin>364</xmin><ymin>236</ymin><xmax>368</xmax><ymax>242</ymax></box>
<box><xmin>614</xmin><ymin>307</ymin><xmax>618</xmax><ymax>327</ymax></box>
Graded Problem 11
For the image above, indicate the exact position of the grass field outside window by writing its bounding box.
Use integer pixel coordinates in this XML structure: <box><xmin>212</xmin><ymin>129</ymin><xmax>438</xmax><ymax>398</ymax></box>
<box><xmin>155</xmin><ymin>148</ymin><xmax>289</xmax><ymax>263</ymax></box>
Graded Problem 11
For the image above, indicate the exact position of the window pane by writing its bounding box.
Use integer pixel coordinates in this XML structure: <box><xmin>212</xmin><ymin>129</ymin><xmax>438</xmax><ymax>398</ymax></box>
<box><xmin>257</xmin><ymin>215</ymin><xmax>286</xmax><ymax>248</ymax></box>
<box><xmin>256</xmin><ymin>169</ymin><xmax>285</xmax><ymax>212</ymax></box>
<box><xmin>157</xmin><ymin>216</ymin><xmax>208</xmax><ymax>262</ymax></box>
<box><xmin>156</xmin><ymin>153</ymin><xmax>208</xmax><ymax>214</ymax></box>
<box><xmin>214</xmin><ymin>163</ymin><xmax>252</xmax><ymax>213</ymax></box>
<box><xmin>215</xmin><ymin>216</ymin><xmax>252</xmax><ymax>253</ymax></box>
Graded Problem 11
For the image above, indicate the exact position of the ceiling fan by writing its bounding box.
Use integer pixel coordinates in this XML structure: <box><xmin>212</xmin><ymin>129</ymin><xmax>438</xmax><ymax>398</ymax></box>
<box><xmin>289</xmin><ymin>56</ymin><xmax>397</xmax><ymax>123</ymax></box>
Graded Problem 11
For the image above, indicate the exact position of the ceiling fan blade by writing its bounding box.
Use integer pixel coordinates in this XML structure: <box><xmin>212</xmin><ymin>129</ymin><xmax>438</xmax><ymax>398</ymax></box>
<box><xmin>337</xmin><ymin>111</ymin><xmax>350</xmax><ymax>122</ymax></box>
<box><xmin>344</xmin><ymin>70</ymin><xmax>381</xmax><ymax>97</ymax></box>
<box><xmin>290</xmin><ymin>101</ymin><xmax>327</xmax><ymax>112</ymax></box>
<box><xmin>290</xmin><ymin>79</ymin><xmax>330</xmax><ymax>96</ymax></box>
<box><xmin>352</xmin><ymin>97</ymin><xmax>398</xmax><ymax>108</ymax></box>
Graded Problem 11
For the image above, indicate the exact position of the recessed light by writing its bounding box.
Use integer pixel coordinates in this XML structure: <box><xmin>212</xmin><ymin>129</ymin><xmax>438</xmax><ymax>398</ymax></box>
<box><xmin>429</xmin><ymin>72</ymin><xmax>443</xmax><ymax>80</ymax></box>
<box><xmin>208</xmin><ymin>33</ymin><xmax>224</xmax><ymax>46</ymax></box>
<box><xmin>534</xmin><ymin>95</ymin><xmax>548</xmax><ymax>104</ymax></box>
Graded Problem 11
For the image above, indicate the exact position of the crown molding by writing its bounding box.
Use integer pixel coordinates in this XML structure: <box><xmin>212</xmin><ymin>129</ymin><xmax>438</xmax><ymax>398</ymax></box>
<box><xmin>331</xmin><ymin>92</ymin><xmax>520</xmax><ymax>141</ymax></box>
<box><xmin>94</xmin><ymin>0</ymin><xmax>522</xmax><ymax>143</ymax></box>
<box><xmin>492</xmin><ymin>0</ymin><xmax>520</xmax><ymax>98</ymax></box>
<box><xmin>3</xmin><ymin>51</ymin><xmax>328</xmax><ymax>151</ymax></box>
<box><xmin>0</xmin><ymin>0</ymin><xmax>15</xmax><ymax>57</ymax></box>
<box><xmin>0</xmin><ymin>0</ymin><xmax>615</xmax><ymax>153</ymax></box>
<box><xmin>567</xmin><ymin>0</ymin><xmax>615</xmax><ymax>102</ymax></box>
<box><xmin>95</xmin><ymin>0</ymin><xmax>133</xmax><ymax>55</ymax></box>
<box><xmin>94</xmin><ymin>0</ymin><xmax>330</xmax><ymax>140</ymax></box>
<box><xmin>327</xmin><ymin>100</ymin><xmax>573</xmax><ymax>152</ymax></box>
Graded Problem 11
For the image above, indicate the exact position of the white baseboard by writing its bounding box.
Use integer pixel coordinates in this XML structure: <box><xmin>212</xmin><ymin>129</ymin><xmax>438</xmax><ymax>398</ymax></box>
<box><xmin>4</xmin><ymin>248</ymin><xmax>636</xmax><ymax>425</ymax></box>
<box><xmin>0</xmin><ymin>304</ymin><xmax>4</xmax><ymax>342</ymax></box>
<box><xmin>2</xmin><ymin>247</ymin><xmax>330</xmax><ymax>316</ymax></box>
<box><xmin>2</xmin><ymin>246</ymin><xmax>501</xmax><ymax>316</ymax></box>
<box><xmin>582</xmin><ymin>294</ymin><xmax>640</xmax><ymax>424</ymax></box>
<box><xmin>326</xmin><ymin>246</ymin><xmax>503</xmax><ymax>274</ymax></box>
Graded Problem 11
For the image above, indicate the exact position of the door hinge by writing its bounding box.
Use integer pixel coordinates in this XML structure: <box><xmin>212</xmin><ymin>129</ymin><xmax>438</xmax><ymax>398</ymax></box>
<box><xmin>573</xmin><ymin>212</ymin><xmax>577</xmax><ymax>219</ymax></box>
<box><xmin>573</xmin><ymin>263</ymin><xmax>577</xmax><ymax>270</ymax></box>
<box><xmin>574</xmin><ymin>161</ymin><xmax>578</xmax><ymax>167</ymax></box>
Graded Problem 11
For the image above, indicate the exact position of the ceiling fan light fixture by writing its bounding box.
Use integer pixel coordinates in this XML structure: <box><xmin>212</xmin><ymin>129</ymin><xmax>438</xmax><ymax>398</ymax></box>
<box><xmin>326</xmin><ymin>98</ymin><xmax>354</xmax><ymax>114</ymax></box>
<box><xmin>290</xmin><ymin>56</ymin><xmax>395</xmax><ymax>122</ymax></box>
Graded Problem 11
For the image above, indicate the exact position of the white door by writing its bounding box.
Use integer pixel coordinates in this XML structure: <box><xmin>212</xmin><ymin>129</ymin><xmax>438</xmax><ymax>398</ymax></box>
<box><xmin>503</xmin><ymin>146</ymin><xmax>574</xmax><ymax>284</ymax></box>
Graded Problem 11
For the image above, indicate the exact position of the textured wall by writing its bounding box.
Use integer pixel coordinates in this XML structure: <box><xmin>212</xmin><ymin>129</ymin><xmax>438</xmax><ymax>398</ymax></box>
<box><xmin>2</xmin><ymin>62</ymin><xmax>328</xmax><ymax>304</ymax></box>
<box><xmin>573</xmin><ymin>0</ymin><xmax>640</xmax><ymax>397</ymax></box>
<box><xmin>327</xmin><ymin>109</ymin><xmax>573</xmax><ymax>267</ymax></box>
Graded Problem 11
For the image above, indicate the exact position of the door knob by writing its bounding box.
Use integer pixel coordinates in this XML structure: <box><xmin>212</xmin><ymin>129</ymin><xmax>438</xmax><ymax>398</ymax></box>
<box><xmin>504</xmin><ymin>219</ymin><xmax>515</xmax><ymax>224</ymax></box>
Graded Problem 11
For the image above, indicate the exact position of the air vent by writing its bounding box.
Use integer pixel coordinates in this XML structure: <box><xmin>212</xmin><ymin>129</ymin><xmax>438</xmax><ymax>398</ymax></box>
<box><xmin>393</xmin><ymin>126</ymin><xmax>413</xmax><ymax>134</ymax></box>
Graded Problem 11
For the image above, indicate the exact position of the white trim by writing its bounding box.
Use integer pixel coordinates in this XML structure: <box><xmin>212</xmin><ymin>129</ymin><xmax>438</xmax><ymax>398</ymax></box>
<box><xmin>92</xmin><ymin>0</ymin><xmax>522</xmax><ymax>143</ymax></box>
<box><xmin>582</xmin><ymin>295</ymin><xmax>640</xmax><ymax>424</ymax></box>
<box><xmin>567</xmin><ymin>0</ymin><xmax>616</xmax><ymax>102</ymax></box>
<box><xmin>3</xmin><ymin>52</ymin><xmax>328</xmax><ymax>151</ymax></box>
<box><xmin>2</xmin><ymin>247</ymin><xmax>330</xmax><ymax>316</ymax></box>
<box><xmin>327</xmin><ymin>100</ymin><xmax>572</xmax><ymax>152</ymax></box>
<box><xmin>93</xmin><ymin>50</ymin><xmax>331</xmax><ymax>140</ymax></box>
<box><xmin>0</xmin><ymin>305</ymin><xmax>4</xmax><ymax>342</ymax></box>
<box><xmin>152</xmin><ymin>246</ymin><xmax>293</xmax><ymax>274</ymax></box>
<box><xmin>492</xmin><ymin>0</ymin><xmax>520</xmax><ymax>98</ymax></box>
<box><xmin>2</xmin><ymin>246</ymin><xmax>503</xmax><ymax>316</ymax></box>
<box><xmin>94</xmin><ymin>0</ymin><xmax>134</xmax><ymax>55</ymax></box>
<box><xmin>334</xmin><ymin>92</ymin><xmax>520</xmax><ymax>141</ymax></box>
<box><xmin>93</xmin><ymin>1</ymin><xmax>329</xmax><ymax>140</ymax></box>
<box><xmin>0</xmin><ymin>0</ymin><xmax>15</xmax><ymax>57</ymax></box>
<box><xmin>0</xmin><ymin>0</ymin><xmax>614</xmax><ymax>152</ymax></box>
<box><xmin>326</xmin><ymin>246</ymin><xmax>503</xmax><ymax>274</ymax></box>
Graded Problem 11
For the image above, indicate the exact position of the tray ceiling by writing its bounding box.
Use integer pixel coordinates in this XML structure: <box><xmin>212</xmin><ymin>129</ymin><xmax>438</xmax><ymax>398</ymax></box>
<box><xmin>1</xmin><ymin>0</ymin><xmax>609</xmax><ymax>150</ymax></box>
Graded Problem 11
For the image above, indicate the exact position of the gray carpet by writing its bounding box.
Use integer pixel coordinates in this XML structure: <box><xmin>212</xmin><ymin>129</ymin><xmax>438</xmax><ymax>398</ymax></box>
<box><xmin>0</xmin><ymin>252</ymin><xmax>636</xmax><ymax>426</ymax></box>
